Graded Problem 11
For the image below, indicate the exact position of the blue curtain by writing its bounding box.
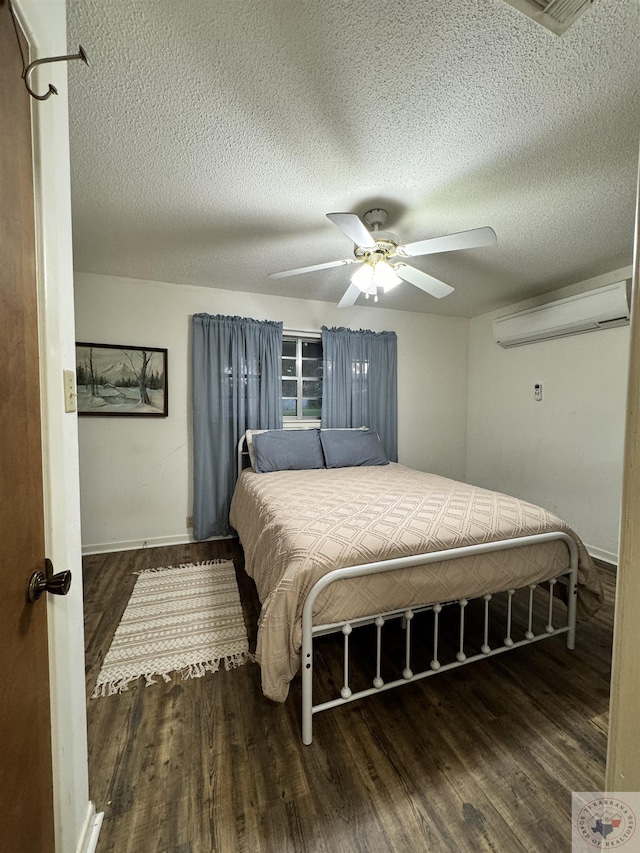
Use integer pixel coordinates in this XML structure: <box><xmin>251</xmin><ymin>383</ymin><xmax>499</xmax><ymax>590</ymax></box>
<box><xmin>321</xmin><ymin>326</ymin><xmax>398</xmax><ymax>461</ymax></box>
<box><xmin>192</xmin><ymin>314</ymin><xmax>283</xmax><ymax>540</ymax></box>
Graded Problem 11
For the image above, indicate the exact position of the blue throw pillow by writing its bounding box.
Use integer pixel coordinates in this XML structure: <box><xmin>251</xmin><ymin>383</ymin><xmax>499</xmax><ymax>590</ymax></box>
<box><xmin>320</xmin><ymin>429</ymin><xmax>389</xmax><ymax>468</ymax></box>
<box><xmin>252</xmin><ymin>429</ymin><xmax>325</xmax><ymax>473</ymax></box>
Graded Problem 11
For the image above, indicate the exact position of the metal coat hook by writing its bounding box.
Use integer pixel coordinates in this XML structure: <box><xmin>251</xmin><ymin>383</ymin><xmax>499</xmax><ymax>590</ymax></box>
<box><xmin>23</xmin><ymin>46</ymin><xmax>89</xmax><ymax>101</ymax></box>
<box><xmin>7</xmin><ymin>0</ymin><xmax>89</xmax><ymax>101</ymax></box>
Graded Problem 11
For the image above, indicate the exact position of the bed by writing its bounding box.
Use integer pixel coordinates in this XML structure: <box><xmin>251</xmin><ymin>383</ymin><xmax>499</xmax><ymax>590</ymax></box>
<box><xmin>229</xmin><ymin>428</ymin><xmax>603</xmax><ymax>744</ymax></box>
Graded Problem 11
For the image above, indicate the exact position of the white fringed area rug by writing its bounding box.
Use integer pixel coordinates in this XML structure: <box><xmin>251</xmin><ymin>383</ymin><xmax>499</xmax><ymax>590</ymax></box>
<box><xmin>91</xmin><ymin>560</ymin><xmax>251</xmax><ymax>698</ymax></box>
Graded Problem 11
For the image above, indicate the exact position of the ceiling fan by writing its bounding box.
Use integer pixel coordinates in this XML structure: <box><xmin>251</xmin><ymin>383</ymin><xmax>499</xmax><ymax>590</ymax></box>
<box><xmin>269</xmin><ymin>208</ymin><xmax>497</xmax><ymax>307</ymax></box>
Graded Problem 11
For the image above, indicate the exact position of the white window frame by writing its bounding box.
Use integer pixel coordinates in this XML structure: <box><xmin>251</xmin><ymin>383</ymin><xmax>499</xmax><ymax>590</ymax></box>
<box><xmin>282</xmin><ymin>329</ymin><xmax>322</xmax><ymax>426</ymax></box>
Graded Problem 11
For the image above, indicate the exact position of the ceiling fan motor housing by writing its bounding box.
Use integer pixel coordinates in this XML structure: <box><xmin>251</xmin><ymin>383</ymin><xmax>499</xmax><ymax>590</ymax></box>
<box><xmin>363</xmin><ymin>208</ymin><xmax>388</xmax><ymax>230</ymax></box>
<box><xmin>354</xmin><ymin>232</ymin><xmax>399</xmax><ymax>261</ymax></box>
<box><xmin>355</xmin><ymin>208</ymin><xmax>398</xmax><ymax>261</ymax></box>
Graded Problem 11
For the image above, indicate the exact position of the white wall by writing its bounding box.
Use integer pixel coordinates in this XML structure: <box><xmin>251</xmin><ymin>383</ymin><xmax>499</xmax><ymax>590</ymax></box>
<box><xmin>74</xmin><ymin>273</ymin><xmax>470</xmax><ymax>553</ymax></box>
<box><xmin>466</xmin><ymin>267</ymin><xmax>632</xmax><ymax>563</ymax></box>
<box><xmin>16</xmin><ymin>0</ymin><xmax>95</xmax><ymax>851</ymax></box>
<box><xmin>76</xmin><ymin>265</ymin><xmax>631</xmax><ymax>562</ymax></box>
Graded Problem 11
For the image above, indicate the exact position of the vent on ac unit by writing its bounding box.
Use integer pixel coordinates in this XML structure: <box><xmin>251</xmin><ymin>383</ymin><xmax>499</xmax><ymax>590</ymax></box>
<box><xmin>493</xmin><ymin>281</ymin><xmax>630</xmax><ymax>348</ymax></box>
<box><xmin>502</xmin><ymin>0</ymin><xmax>598</xmax><ymax>35</ymax></box>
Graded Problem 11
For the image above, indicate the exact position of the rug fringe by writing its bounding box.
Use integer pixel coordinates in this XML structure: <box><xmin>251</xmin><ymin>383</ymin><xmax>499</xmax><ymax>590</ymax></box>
<box><xmin>133</xmin><ymin>559</ymin><xmax>234</xmax><ymax>576</ymax></box>
<box><xmin>181</xmin><ymin>650</ymin><xmax>255</xmax><ymax>681</ymax></box>
<box><xmin>91</xmin><ymin>651</ymin><xmax>254</xmax><ymax>698</ymax></box>
<box><xmin>90</xmin><ymin>676</ymin><xmax>136</xmax><ymax>698</ymax></box>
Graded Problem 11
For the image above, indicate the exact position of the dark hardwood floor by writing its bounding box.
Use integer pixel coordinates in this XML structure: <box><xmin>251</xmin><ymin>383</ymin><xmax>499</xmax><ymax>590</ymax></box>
<box><xmin>83</xmin><ymin>543</ymin><xmax>614</xmax><ymax>853</ymax></box>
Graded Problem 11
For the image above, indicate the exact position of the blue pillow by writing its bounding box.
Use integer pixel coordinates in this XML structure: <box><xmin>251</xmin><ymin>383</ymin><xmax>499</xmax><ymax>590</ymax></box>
<box><xmin>252</xmin><ymin>429</ymin><xmax>325</xmax><ymax>473</ymax></box>
<box><xmin>320</xmin><ymin>429</ymin><xmax>389</xmax><ymax>468</ymax></box>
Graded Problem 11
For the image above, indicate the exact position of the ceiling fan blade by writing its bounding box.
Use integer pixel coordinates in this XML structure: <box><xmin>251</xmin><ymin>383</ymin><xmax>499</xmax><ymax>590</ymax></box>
<box><xmin>399</xmin><ymin>226</ymin><xmax>497</xmax><ymax>258</ymax></box>
<box><xmin>395</xmin><ymin>264</ymin><xmax>455</xmax><ymax>299</ymax></box>
<box><xmin>337</xmin><ymin>282</ymin><xmax>361</xmax><ymax>308</ymax></box>
<box><xmin>327</xmin><ymin>213</ymin><xmax>377</xmax><ymax>249</ymax></box>
<box><xmin>268</xmin><ymin>258</ymin><xmax>354</xmax><ymax>279</ymax></box>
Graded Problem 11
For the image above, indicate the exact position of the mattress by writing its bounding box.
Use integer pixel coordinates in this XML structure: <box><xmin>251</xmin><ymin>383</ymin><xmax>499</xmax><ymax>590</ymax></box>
<box><xmin>229</xmin><ymin>463</ymin><xmax>603</xmax><ymax>702</ymax></box>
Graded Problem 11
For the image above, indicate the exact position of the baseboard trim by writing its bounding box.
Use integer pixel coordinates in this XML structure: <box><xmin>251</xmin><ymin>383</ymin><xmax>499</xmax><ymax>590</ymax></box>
<box><xmin>585</xmin><ymin>544</ymin><xmax>618</xmax><ymax>567</ymax></box>
<box><xmin>81</xmin><ymin>533</ymin><xmax>232</xmax><ymax>556</ymax></box>
<box><xmin>83</xmin><ymin>536</ymin><xmax>618</xmax><ymax>565</ymax></box>
<box><xmin>76</xmin><ymin>802</ymin><xmax>103</xmax><ymax>853</ymax></box>
<box><xmin>86</xmin><ymin>811</ymin><xmax>104</xmax><ymax>853</ymax></box>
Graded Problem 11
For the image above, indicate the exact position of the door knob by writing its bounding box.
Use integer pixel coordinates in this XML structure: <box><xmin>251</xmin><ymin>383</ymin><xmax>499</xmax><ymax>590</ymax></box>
<box><xmin>27</xmin><ymin>558</ymin><xmax>72</xmax><ymax>603</ymax></box>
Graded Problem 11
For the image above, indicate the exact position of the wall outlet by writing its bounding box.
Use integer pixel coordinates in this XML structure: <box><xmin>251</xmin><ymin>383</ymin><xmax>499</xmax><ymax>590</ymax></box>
<box><xmin>186</xmin><ymin>515</ymin><xmax>194</xmax><ymax>529</ymax></box>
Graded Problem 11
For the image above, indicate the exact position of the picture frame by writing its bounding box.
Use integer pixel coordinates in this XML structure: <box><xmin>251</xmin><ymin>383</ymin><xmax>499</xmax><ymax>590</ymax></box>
<box><xmin>75</xmin><ymin>342</ymin><xmax>168</xmax><ymax>417</ymax></box>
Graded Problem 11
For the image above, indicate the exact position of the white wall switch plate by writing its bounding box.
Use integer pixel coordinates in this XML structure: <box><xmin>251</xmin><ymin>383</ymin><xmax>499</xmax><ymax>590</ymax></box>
<box><xmin>63</xmin><ymin>369</ymin><xmax>77</xmax><ymax>413</ymax></box>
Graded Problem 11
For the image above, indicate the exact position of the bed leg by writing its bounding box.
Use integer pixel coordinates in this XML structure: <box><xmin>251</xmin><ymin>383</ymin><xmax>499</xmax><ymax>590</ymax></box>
<box><xmin>564</xmin><ymin>537</ymin><xmax>579</xmax><ymax>651</ymax></box>
<box><xmin>566</xmin><ymin>570</ymin><xmax>578</xmax><ymax>651</ymax></box>
<box><xmin>302</xmin><ymin>629</ymin><xmax>313</xmax><ymax>745</ymax></box>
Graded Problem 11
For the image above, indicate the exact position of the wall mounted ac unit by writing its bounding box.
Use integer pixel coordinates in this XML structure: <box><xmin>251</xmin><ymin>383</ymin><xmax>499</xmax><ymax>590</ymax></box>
<box><xmin>493</xmin><ymin>281</ymin><xmax>631</xmax><ymax>348</ymax></box>
<box><xmin>501</xmin><ymin>0</ymin><xmax>598</xmax><ymax>36</ymax></box>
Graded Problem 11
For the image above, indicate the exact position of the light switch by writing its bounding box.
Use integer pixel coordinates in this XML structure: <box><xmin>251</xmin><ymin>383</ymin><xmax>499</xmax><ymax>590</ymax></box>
<box><xmin>534</xmin><ymin>383</ymin><xmax>543</xmax><ymax>402</ymax></box>
<box><xmin>63</xmin><ymin>369</ymin><xmax>77</xmax><ymax>413</ymax></box>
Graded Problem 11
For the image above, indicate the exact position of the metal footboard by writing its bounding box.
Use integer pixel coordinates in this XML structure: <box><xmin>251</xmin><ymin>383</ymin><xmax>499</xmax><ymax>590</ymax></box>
<box><xmin>301</xmin><ymin>531</ymin><xmax>578</xmax><ymax>745</ymax></box>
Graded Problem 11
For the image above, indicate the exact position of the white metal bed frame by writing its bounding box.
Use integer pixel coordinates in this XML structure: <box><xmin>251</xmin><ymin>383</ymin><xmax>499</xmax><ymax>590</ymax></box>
<box><xmin>235</xmin><ymin>437</ymin><xmax>579</xmax><ymax>745</ymax></box>
<box><xmin>301</xmin><ymin>532</ymin><xmax>577</xmax><ymax>744</ymax></box>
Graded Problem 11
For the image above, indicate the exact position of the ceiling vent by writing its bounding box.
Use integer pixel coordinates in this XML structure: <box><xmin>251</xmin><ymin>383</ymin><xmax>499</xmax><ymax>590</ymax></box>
<box><xmin>502</xmin><ymin>0</ymin><xmax>598</xmax><ymax>35</ymax></box>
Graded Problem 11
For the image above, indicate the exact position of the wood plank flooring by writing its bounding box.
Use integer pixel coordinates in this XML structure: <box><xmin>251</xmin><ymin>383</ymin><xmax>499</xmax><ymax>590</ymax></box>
<box><xmin>83</xmin><ymin>543</ymin><xmax>614</xmax><ymax>853</ymax></box>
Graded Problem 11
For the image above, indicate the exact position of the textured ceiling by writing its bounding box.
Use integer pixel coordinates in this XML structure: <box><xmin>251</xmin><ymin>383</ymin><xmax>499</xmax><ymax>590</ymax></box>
<box><xmin>66</xmin><ymin>0</ymin><xmax>640</xmax><ymax>318</ymax></box>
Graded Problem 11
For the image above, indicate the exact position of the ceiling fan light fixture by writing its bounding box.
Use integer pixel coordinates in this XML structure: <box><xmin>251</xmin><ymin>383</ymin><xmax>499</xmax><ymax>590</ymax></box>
<box><xmin>374</xmin><ymin>261</ymin><xmax>402</xmax><ymax>292</ymax></box>
<box><xmin>351</xmin><ymin>262</ymin><xmax>374</xmax><ymax>292</ymax></box>
<box><xmin>352</xmin><ymin>259</ymin><xmax>401</xmax><ymax>298</ymax></box>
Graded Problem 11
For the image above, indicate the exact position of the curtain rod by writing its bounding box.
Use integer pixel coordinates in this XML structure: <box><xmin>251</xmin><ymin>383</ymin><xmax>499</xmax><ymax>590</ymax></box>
<box><xmin>283</xmin><ymin>328</ymin><xmax>322</xmax><ymax>338</ymax></box>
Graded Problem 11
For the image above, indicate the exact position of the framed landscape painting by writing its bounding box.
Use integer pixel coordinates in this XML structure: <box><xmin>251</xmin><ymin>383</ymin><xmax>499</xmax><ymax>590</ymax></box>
<box><xmin>76</xmin><ymin>343</ymin><xmax>168</xmax><ymax>417</ymax></box>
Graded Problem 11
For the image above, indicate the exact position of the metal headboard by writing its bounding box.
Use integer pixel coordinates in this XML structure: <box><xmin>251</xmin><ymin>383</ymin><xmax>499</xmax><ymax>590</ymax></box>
<box><xmin>236</xmin><ymin>433</ymin><xmax>252</xmax><ymax>477</ymax></box>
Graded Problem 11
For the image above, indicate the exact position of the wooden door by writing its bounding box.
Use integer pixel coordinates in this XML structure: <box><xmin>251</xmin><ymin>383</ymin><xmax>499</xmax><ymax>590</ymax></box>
<box><xmin>606</xmin><ymin>164</ymin><xmax>640</xmax><ymax>789</ymax></box>
<box><xmin>0</xmin><ymin>5</ymin><xmax>56</xmax><ymax>851</ymax></box>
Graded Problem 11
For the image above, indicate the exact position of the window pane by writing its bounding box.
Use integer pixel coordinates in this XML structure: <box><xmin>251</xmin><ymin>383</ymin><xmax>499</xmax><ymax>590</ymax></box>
<box><xmin>302</xmin><ymin>359</ymin><xmax>323</xmax><ymax>378</ymax></box>
<box><xmin>282</xmin><ymin>357</ymin><xmax>296</xmax><ymax>377</ymax></box>
<box><xmin>302</xmin><ymin>379</ymin><xmax>322</xmax><ymax>398</ymax></box>
<box><xmin>282</xmin><ymin>335</ymin><xmax>323</xmax><ymax>420</ymax></box>
<box><xmin>302</xmin><ymin>340</ymin><xmax>322</xmax><ymax>359</ymax></box>
<box><xmin>282</xmin><ymin>398</ymin><xmax>297</xmax><ymax>416</ymax></box>
<box><xmin>302</xmin><ymin>398</ymin><xmax>322</xmax><ymax>418</ymax></box>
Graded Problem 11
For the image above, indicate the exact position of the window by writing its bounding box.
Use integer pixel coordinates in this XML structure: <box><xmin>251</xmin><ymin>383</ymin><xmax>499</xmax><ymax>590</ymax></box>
<box><xmin>282</xmin><ymin>333</ymin><xmax>322</xmax><ymax>420</ymax></box>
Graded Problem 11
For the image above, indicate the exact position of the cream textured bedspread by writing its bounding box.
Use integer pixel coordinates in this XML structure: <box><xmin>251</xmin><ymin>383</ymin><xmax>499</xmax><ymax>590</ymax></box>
<box><xmin>229</xmin><ymin>463</ymin><xmax>603</xmax><ymax>702</ymax></box>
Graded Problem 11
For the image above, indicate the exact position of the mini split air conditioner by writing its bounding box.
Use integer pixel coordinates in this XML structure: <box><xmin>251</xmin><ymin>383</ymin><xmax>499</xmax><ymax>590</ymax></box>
<box><xmin>493</xmin><ymin>281</ymin><xmax>631</xmax><ymax>348</ymax></box>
